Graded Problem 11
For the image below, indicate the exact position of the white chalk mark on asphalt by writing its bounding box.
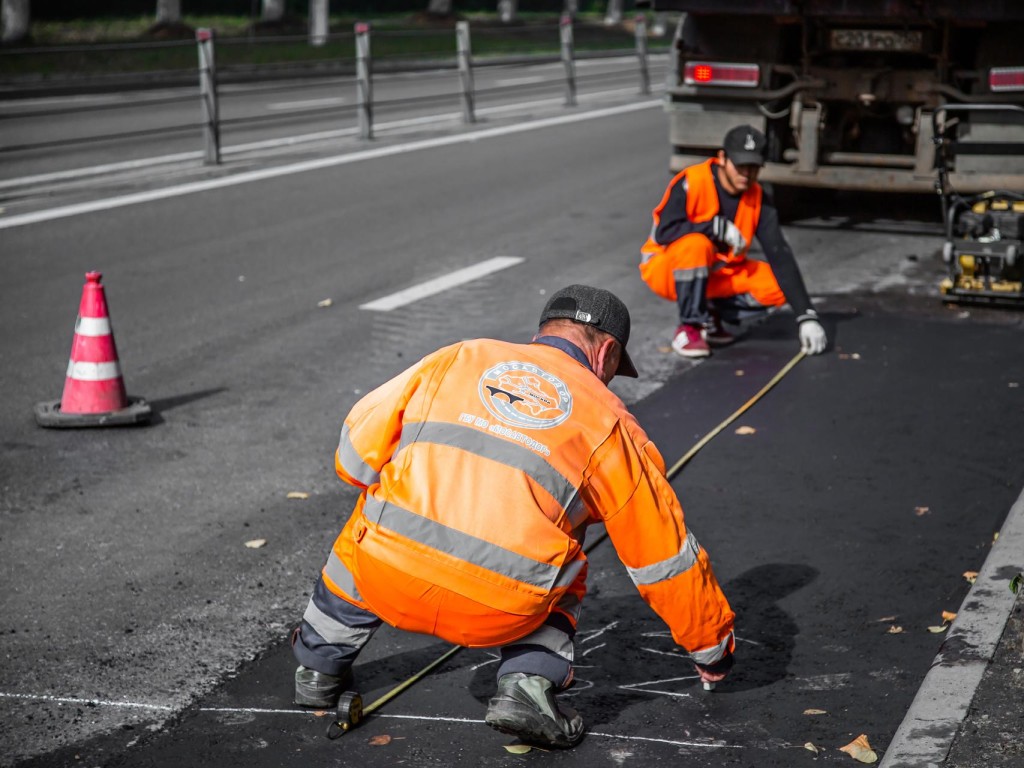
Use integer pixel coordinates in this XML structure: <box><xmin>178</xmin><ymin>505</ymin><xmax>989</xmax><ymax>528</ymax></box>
<box><xmin>579</xmin><ymin>642</ymin><xmax>606</xmax><ymax>656</ymax></box>
<box><xmin>0</xmin><ymin>691</ymin><xmax>173</xmax><ymax>711</ymax></box>
<box><xmin>577</xmin><ymin>621</ymin><xmax>620</xmax><ymax>643</ymax></box>
<box><xmin>618</xmin><ymin>675</ymin><xmax>698</xmax><ymax>699</ymax></box>
<box><xmin>469</xmin><ymin>651</ymin><xmax>501</xmax><ymax>671</ymax></box>
<box><xmin>0</xmin><ymin>691</ymin><xmax>739</xmax><ymax>748</ymax></box>
<box><xmin>639</xmin><ymin>646</ymin><xmax>686</xmax><ymax>658</ymax></box>
<box><xmin>359</xmin><ymin>256</ymin><xmax>524</xmax><ymax>311</ymax></box>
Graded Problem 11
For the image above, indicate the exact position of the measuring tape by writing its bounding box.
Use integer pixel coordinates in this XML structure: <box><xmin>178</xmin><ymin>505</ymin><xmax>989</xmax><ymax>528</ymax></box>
<box><xmin>326</xmin><ymin>350</ymin><xmax>806</xmax><ymax>738</ymax></box>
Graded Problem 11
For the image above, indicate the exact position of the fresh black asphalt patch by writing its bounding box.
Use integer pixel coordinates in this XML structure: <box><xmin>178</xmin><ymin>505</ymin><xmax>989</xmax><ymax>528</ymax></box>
<box><xmin>19</xmin><ymin>296</ymin><xmax>1024</xmax><ymax>768</ymax></box>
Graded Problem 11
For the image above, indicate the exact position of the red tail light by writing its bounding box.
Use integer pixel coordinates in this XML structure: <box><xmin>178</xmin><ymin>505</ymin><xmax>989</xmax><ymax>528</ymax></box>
<box><xmin>989</xmin><ymin>67</ymin><xmax>1024</xmax><ymax>92</ymax></box>
<box><xmin>683</xmin><ymin>61</ymin><xmax>760</xmax><ymax>88</ymax></box>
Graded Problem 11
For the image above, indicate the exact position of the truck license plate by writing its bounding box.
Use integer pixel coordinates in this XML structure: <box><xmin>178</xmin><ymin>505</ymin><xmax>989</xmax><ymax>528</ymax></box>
<box><xmin>830</xmin><ymin>29</ymin><xmax>923</xmax><ymax>52</ymax></box>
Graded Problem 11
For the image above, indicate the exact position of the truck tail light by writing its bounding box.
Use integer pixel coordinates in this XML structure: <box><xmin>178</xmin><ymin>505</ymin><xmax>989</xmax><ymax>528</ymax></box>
<box><xmin>683</xmin><ymin>61</ymin><xmax>760</xmax><ymax>88</ymax></box>
<box><xmin>989</xmin><ymin>67</ymin><xmax>1024</xmax><ymax>92</ymax></box>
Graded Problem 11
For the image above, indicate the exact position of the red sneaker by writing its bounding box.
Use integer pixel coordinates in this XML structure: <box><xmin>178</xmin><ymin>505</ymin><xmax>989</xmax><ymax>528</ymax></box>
<box><xmin>671</xmin><ymin>324</ymin><xmax>710</xmax><ymax>358</ymax></box>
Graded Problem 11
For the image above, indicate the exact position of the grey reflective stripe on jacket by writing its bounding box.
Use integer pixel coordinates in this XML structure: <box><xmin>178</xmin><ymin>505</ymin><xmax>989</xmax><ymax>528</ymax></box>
<box><xmin>337</xmin><ymin>424</ymin><xmax>380</xmax><ymax>487</ymax></box>
<box><xmin>362</xmin><ymin>496</ymin><xmax>585</xmax><ymax>592</ymax></box>
<box><xmin>624</xmin><ymin>531</ymin><xmax>701</xmax><ymax>587</ymax></box>
<box><xmin>303</xmin><ymin>592</ymin><xmax>376</xmax><ymax>648</ymax></box>
<box><xmin>395</xmin><ymin>421</ymin><xmax>589</xmax><ymax>530</ymax></box>
<box><xmin>673</xmin><ymin>265</ymin><xmax>709</xmax><ymax>282</ymax></box>
<box><xmin>690</xmin><ymin>631</ymin><xmax>734</xmax><ymax>665</ymax></box>
<box><xmin>323</xmin><ymin>549</ymin><xmax>363</xmax><ymax>601</ymax></box>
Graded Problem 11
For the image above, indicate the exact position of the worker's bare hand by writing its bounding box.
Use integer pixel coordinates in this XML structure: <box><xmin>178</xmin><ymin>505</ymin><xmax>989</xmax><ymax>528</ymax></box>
<box><xmin>694</xmin><ymin>664</ymin><xmax>728</xmax><ymax>684</ymax></box>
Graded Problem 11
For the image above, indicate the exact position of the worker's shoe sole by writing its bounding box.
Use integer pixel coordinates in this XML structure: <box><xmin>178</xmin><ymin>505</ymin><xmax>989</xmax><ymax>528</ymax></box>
<box><xmin>294</xmin><ymin>665</ymin><xmax>354</xmax><ymax>708</ymax></box>
<box><xmin>485</xmin><ymin>673</ymin><xmax>585</xmax><ymax>748</ymax></box>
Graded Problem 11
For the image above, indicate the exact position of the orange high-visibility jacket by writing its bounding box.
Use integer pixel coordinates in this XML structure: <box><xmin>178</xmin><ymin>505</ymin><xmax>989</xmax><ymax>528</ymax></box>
<box><xmin>641</xmin><ymin>157</ymin><xmax>763</xmax><ymax>274</ymax></box>
<box><xmin>324</xmin><ymin>338</ymin><xmax>735</xmax><ymax>663</ymax></box>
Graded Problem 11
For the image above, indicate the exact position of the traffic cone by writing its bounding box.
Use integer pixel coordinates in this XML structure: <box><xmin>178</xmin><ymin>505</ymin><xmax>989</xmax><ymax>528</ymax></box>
<box><xmin>35</xmin><ymin>271</ymin><xmax>152</xmax><ymax>428</ymax></box>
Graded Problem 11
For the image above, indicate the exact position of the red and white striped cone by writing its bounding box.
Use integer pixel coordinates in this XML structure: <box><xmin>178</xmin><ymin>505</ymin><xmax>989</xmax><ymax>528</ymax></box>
<box><xmin>35</xmin><ymin>272</ymin><xmax>151</xmax><ymax>428</ymax></box>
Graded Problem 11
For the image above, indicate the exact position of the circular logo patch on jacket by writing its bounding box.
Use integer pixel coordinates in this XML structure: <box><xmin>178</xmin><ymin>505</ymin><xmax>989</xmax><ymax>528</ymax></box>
<box><xmin>479</xmin><ymin>361</ymin><xmax>572</xmax><ymax>429</ymax></box>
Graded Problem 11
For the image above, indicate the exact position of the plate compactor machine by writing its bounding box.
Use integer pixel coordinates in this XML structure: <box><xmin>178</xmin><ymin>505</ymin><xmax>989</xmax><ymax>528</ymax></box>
<box><xmin>934</xmin><ymin>104</ymin><xmax>1024</xmax><ymax>305</ymax></box>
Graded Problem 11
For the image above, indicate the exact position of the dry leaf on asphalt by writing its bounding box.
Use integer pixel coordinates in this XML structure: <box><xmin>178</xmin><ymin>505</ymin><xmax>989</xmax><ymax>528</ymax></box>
<box><xmin>927</xmin><ymin>624</ymin><xmax>948</xmax><ymax>633</ymax></box>
<box><xmin>369</xmin><ymin>734</ymin><xmax>392</xmax><ymax>746</ymax></box>
<box><xmin>963</xmin><ymin>571</ymin><xmax>978</xmax><ymax>584</ymax></box>
<box><xmin>887</xmin><ymin>625</ymin><xmax>904</xmax><ymax>634</ymax></box>
<box><xmin>735</xmin><ymin>369</ymin><xmax>745</xmax><ymax>376</ymax></box>
<box><xmin>244</xmin><ymin>539</ymin><xmax>267</xmax><ymax>549</ymax></box>
<box><xmin>735</xmin><ymin>426</ymin><xmax>757</xmax><ymax>435</ymax></box>
<box><xmin>317</xmin><ymin>298</ymin><xmax>333</xmax><ymax>308</ymax></box>
<box><xmin>840</xmin><ymin>734</ymin><xmax>878</xmax><ymax>763</ymax></box>
<box><xmin>313</xmin><ymin>710</ymin><xmax>328</xmax><ymax>717</ymax></box>
<box><xmin>804</xmin><ymin>708</ymin><xmax>827</xmax><ymax>715</ymax></box>
<box><xmin>914</xmin><ymin>506</ymin><xmax>930</xmax><ymax>516</ymax></box>
<box><xmin>287</xmin><ymin>491</ymin><xmax>309</xmax><ymax>500</ymax></box>
<box><xmin>504</xmin><ymin>744</ymin><xmax>532</xmax><ymax>754</ymax></box>
<box><xmin>805</xmin><ymin>742</ymin><xmax>821</xmax><ymax>754</ymax></box>
<box><xmin>942</xmin><ymin>610</ymin><xmax>958</xmax><ymax>622</ymax></box>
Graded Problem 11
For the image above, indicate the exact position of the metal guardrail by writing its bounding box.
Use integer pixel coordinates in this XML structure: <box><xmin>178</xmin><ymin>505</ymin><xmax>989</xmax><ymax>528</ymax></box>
<box><xmin>0</xmin><ymin>17</ymin><xmax>663</xmax><ymax>164</ymax></box>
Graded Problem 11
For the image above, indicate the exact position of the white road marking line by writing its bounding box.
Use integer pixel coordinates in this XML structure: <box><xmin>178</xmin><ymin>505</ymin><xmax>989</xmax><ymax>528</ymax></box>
<box><xmin>494</xmin><ymin>76</ymin><xmax>547</xmax><ymax>87</ymax></box>
<box><xmin>266</xmin><ymin>97</ymin><xmax>347</xmax><ymax>110</ymax></box>
<box><xmin>359</xmin><ymin>256</ymin><xmax>524</xmax><ymax>311</ymax></box>
<box><xmin>0</xmin><ymin>85</ymin><xmax>660</xmax><ymax>192</ymax></box>
<box><xmin>0</xmin><ymin>99</ymin><xmax>661</xmax><ymax>230</ymax></box>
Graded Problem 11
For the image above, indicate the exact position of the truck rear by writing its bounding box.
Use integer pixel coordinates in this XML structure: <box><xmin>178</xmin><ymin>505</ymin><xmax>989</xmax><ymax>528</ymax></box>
<box><xmin>641</xmin><ymin>0</ymin><xmax>1024</xmax><ymax>203</ymax></box>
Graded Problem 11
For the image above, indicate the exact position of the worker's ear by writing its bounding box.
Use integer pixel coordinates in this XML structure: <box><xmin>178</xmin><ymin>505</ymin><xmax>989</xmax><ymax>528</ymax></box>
<box><xmin>595</xmin><ymin>337</ymin><xmax>620</xmax><ymax>385</ymax></box>
<box><xmin>717</xmin><ymin>149</ymin><xmax>727</xmax><ymax>164</ymax></box>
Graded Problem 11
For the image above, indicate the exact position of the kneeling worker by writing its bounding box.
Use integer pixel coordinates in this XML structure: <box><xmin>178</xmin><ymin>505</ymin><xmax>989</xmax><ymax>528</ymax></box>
<box><xmin>291</xmin><ymin>284</ymin><xmax>736</xmax><ymax>748</ymax></box>
<box><xmin>639</xmin><ymin>124</ymin><xmax>827</xmax><ymax>358</ymax></box>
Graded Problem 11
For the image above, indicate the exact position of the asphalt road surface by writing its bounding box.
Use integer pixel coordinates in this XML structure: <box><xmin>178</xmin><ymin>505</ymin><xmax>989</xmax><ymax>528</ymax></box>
<box><xmin>2</xmin><ymin>82</ymin><xmax>1022</xmax><ymax>767</ymax></box>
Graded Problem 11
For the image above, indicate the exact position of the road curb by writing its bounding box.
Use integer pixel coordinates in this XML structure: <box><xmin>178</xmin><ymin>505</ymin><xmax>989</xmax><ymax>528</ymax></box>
<box><xmin>879</xmin><ymin>485</ymin><xmax>1024</xmax><ymax>768</ymax></box>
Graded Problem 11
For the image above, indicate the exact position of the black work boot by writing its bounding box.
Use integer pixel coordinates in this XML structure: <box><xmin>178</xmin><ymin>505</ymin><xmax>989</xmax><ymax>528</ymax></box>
<box><xmin>485</xmin><ymin>673</ymin><xmax>585</xmax><ymax>748</ymax></box>
<box><xmin>294</xmin><ymin>665</ymin><xmax>354</xmax><ymax>708</ymax></box>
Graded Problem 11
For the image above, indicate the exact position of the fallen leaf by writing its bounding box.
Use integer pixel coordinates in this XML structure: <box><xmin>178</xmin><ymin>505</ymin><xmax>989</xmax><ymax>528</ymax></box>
<box><xmin>927</xmin><ymin>624</ymin><xmax>948</xmax><ymax>633</ymax></box>
<box><xmin>735</xmin><ymin>426</ymin><xmax>757</xmax><ymax>435</ymax></box>
<box><xmin>887</xmin><ymin>625</ymin><xmax>904</xmax><ymax>634</ymax></box>
<box><xmin>244</xmin><ymin>539</ymin><xmax>267</xmax><ymax>549</ymax></box>
<box><xmin>805</xmin><ymin>742</ymin><xmax>821</xmax><ymax>754</ymax></box>
<box><xmin>839</xmin><ymin>353</ymin><xmax>850</xmax><ymax>360</ymax></box>
<box><xmin>804</xmin><ymin>708</ymin><xmax>827</xmax><ymax>715</ymax></box>
<box><xmin>313</xmin><ymin>710</ymin><xmax>328</xmax><ymax>717</ymax></box>
<box><xmin>1011</xmin><ymin>573</ymin><xmax>1022</xmax><ymax>594</ymax></box>
<box><xmin>735</xmin><ymin>369</ymin><xmax>745</xmax><ymax>376</ymax></box>
<box><xmin>839</xmin><ymin>734</ymin><xmax>878</xmax><ymax>763</ymax></box>
<box><xmin>1009</xmin><ymin>382</ymin><xmax>1019</xmax><ymax>388</ymax></box>
<box><xmin>287</xmin><ymin>491</ymin><xmax>309</xmax><ymax>500</ymax></box>
<box><xmin>963</xmin><ymin>571</ymin><xmax>978</xmax><ymax>584</ymax></box>
<box><xmin>851</xmin><ymin>353</ymin><xmax>861</xmax><ymax>360</ymax></box>
<box><xmin>914</xmin><ymin>506</ymin><xmax>930</xmax><ymax>516</ymax></box>
<box><xmin>504</xmin><ymin>744</ymin><xmax>532</xmax><ymax>754</ymax></box>
<box><xmin>369</xmin><ymin>734</ymin><xmax>391</xmax><ymax>746</ymax></box>
<box><xmin>658</xmin><ymin>345</ymin><xmax>673</xmax><ymax>354</ymax></box>
<box><xmin>317</xmin><ymin>298</ymin><xmax>333</xmax><ymax>308</ymax></box>
<box><xmin>941</xmin><ymin>610</ymin><xmax>957</xmax><ymax>623</ymax></box>
<box><xmin>994</xmin><ymin>532</ymin><xmax>1000</xmax><ymax>542</ymax></box>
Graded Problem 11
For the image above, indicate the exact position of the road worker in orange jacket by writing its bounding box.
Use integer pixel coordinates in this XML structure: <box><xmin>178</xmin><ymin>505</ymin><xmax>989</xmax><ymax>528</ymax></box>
<box><xmin>639</xmin><ymin>124</ymin><xmax>828</xmax><ymax>358</ymax></box>
<box><xmin>291</xmin><ymin>285</ymin><xmax>735</xmax><ymax>749</ymax></box>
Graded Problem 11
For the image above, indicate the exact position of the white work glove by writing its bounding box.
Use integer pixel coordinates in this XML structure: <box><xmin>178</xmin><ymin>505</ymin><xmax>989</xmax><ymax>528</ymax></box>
<box><xmin>799</xmin><ymin>317</ymin><xmax>827</xmax><ymax>355</ymax></box>
<box><xmin>711</xmin><ymin>215</ymin><xmax>747</xmax><ymax>255</ymax></box>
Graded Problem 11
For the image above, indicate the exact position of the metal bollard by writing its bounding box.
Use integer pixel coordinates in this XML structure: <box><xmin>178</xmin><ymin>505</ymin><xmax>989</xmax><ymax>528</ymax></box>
<box><xmin>355</xmin><ymin>22</ymin><xmax>373</xmax><ymax>140</ymax></box>
<box><xmin>309</xmin><ymin>0</ymin><xmax>328</xmax><ymax>47</ymax></box>
<box><xmin>456</xmin><ymin>21</ymin><xmax>476</xmax><ymax>124</ymax></box>
<box><xmin>560</xmin><ymin>14</ymin><xmax>577</xmax><ymax>108</ymax></box>
<box><xmin>195</xmin><ymin>28</ymin><xmax>220</xmax><ymax>165</ymax></box>
<box><xmin>634</xmin><ymin>14</ymin><xmax>650</xmax><ymax>95</ymax></box>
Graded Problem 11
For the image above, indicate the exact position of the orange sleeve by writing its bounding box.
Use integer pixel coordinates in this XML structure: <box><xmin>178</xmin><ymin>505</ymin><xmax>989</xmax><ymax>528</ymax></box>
<box><xmin>582</xmin><ymin>420</ymin><xmax>735</xmax><ymax>661</ymax></box>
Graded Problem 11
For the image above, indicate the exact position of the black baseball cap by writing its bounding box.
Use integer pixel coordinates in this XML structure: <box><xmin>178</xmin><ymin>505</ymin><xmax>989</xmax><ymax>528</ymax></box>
<box><xmin>539</xmin><ymin>284</ymin><xmax>639</xmax><ymax>378</ymax></box>
<box><xmin>723</xmin><ymin>124</ymin><xmax>767</xmax><ymax>167</ymax></box>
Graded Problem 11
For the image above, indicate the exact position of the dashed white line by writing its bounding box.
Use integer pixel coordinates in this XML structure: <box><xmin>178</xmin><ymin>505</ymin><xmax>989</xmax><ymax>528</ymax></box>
<box><xmin>358</xmin><ymin>256</ymin><xmax>524</xmax><ymax>311</ymax></box>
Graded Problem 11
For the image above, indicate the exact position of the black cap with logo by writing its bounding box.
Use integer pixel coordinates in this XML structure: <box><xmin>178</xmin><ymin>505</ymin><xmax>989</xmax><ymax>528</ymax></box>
<box><xmin>723</xmin><ymin>124</ymin><xmax>767</xmax><ymax>167</ymax></box>
<box><xmin>539</xmin><ymin>284</ymin><xmax>639</xmax><ymax>378</ymax></box>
